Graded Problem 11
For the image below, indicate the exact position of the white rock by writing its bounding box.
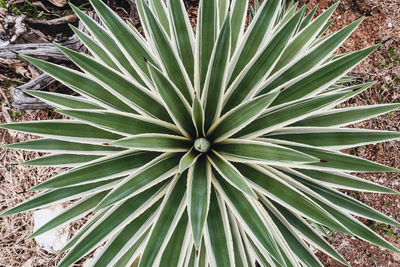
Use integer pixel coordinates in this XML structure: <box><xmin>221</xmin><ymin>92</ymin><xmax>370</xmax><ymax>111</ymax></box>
<box><xmin>33</xmin><ymin>204</ymin><xmax>69</xmax><ymax>252</ymax></box>
<box><xmin>388</xmin><ymin>22</ymin><xmax>393</xmax><ymax>28</ymax></box>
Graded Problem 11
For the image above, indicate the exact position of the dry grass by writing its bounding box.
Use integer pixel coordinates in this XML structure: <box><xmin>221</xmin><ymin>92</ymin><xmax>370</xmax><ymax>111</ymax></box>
<box><xmin>0</xmin><ymin>110</ymin><xmax>64</xmax><ymax>266</ymax></box>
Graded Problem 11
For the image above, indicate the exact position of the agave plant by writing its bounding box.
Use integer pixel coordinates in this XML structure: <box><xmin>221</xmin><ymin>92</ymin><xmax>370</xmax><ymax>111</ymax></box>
<box><xmin>2</xmin><ymin>0</ymin><xmax>400</xmax><ymax>266</ymax></box>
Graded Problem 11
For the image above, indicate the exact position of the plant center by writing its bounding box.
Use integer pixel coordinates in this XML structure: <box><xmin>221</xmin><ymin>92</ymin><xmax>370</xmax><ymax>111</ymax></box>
<box><xmin>194</xmin><ymin>138</ymin><xmax>210</xmax><ymax>153</ymax></box>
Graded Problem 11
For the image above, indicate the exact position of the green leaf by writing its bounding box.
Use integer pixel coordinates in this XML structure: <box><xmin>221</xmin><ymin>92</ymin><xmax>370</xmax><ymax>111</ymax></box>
<box><xmin>139</xmin><ymin>0</ymin><xmax>193</xmax><ymax>102</ymax></box>
<box><xmin>236</xmin><ymin>227</ymin><xmax>256</xmax><ymax>266</ymax></box>
<box><xmin>88</xmin><ymin>0</ymin><xmax>157</xmax><ymax>81</ymax></box>
<box><xmin>228</xmin><ymin>0</ymin><xmax>281</xmax><ymax>85</ymax></box>
<box><xmin>298</xmin><ymin>5</ymin><xmax>318</xmax><ymax>31</ymax></box>
<box><xmin>309</xmin><ymin>195</ymin><xmax>400</xmax><ymax>253</ymax></box>
<box><xmin>208</xmin><ymin>151</ymin><xmax>257</xmax><ymax>198</ymax></box>
<box><xmin>293</xmin><ymin>104</ymin><xmax>400</xmax><ymax>127</ymax></box>
<box><xmin>70</xmin><ymin>25</ymin><xmax>120</xmax><ymax>72</ymax></box>
<box><xmin>59</xmin><ymin>185</ymin><xmax>165</xmax><ymax>267</ymax></box>
<box><xmin>205</xmin><ymin>189</ymin><xmax>233</xmax><ymax>266</ymax></box>
<box><xmin>53</xmin><ymin>43</ymin><xmax>171</xmax><ymax>122</ymax></box>
<box><xmin>149</xmin><ymin>0</ymin><xmax>170</xmax><ymax>35</ymax></box>
<box><xmin>202</xmin><ymin>16</ymin><xmax>231</xmax><ymax>131</ymax></box>
<box><xmin>229</xmin><ymin>0</ymin><xmax>249</xmax><ymax>53</ymax></box>
<box><xmin>70</xmin><ymin>3</ymin><xmax>147</xmax><ymax>85</ymax></box>
<box><xmin>95</xmin><ymin>153</ymin><xmax>180</xmax><ymax>210</ymax></box>
<box><xmin>267</xmin><ymin>127</ymin><xmax>400</xmax><ymax>149</ymax></box>
<box><xmin>272</xmin><ymin>45</ymin><xmax>379</xmax><ymax>105</ymax></box>
<box><xmin>263</xmin><ymin>199</ymin><xmax>324</xmax><ymax>267</ymax></box>
<box><xmin>325</xmin><ymin>82</ymin><xmax>374</xmax><ymax>102</ymax></box>
<box><xmin>159</xmin><ymin>212</ymin><xmax>189</xmax><ymax>266</ymax></box>
<box><xmin>217</xmin><ymin>0</ymin><xmax>229</xmax><ymax>28</ymax></box>
<box><xmin>293</xmin><ymin>177</ymin><xmax>400</xmax><ymax>226</ymax></box>
<box><xmin>317</xmin><ymin>17</ymin><xmax>336</xmax><ymax>40</ymax></box>
<box><xmin>139</xmin><ymin>173</ymin><xmax>187</xmax><ymax>267</ymax></box>
<box><xmin>28</xmin><ymin>191</ymin><xmax>108</xmax><ymax>239</ymax></box>
<box><xmin>196</xmin><ymin>0</ymin><xmax>217</xmax><ymax>91</ymax></box>
<box><xmin>271</xmin><ymin>139</ymin><xmax>400</xmax><ymax>172</ymax></box>
<box><xmin>184</xmin><ymin>244</ymin><xmax>196</xmax><ymax>267</ymax></box>
<box><xmin>293</xmin><ymin>169</ymin><xmax>398</xmax><ymax>193</ymax></box>
<box><xmin>259</xmin><ymin>18</ymin><xmax>364</xmax><ymax>95</ymax></box>
<box><xmin>272</xmin><ymin>200</ymin><xmax>348</xmax><ymax>265</ymax></box>
<box><xmin>236</xmin><ymin>163</ymin><xmax>348</xmax><ymax>232</ymax></box>
<box><xmin>1</xmin><ymin>120</ymin><xmax>122</xmax><ymax>144</ymax></box>
<box><xmin>147</xmin><ymin>63</ymin><xmax>196</xmax><ymax>138</ymax></box>
<box><xmin>198</xmin><ymin>238</ymin><xmax>208</xmax><ymax>267</ymax></box>
<box><xmin>1</xmin><ymin>178</ymin><xmax>122</xmax><ymax>216</ymax></box>
<box><xmin>207</xmin><ymin>91</ymin><xmax>279</xmax><ymax>142</ymax></box>
<box><xmin>24</xmin><ymin>90</ymin><xmax>101</xmax><ymax>110</ymax></box>
<box><xmin>111</xmin><ymin>134</ymin><xmax>192</xmax><ymax>152</ymax></box>
<box><xmin>212</xmin><ymin>172</ymin><xmax>285</xmax><ymax>265</ymax></box>
<box><xmin>223</xmin><ymin>6</ymin><xmax>304</xmax><ymax>113</ymax></box>
<box><xmin>228</xmin><ymin>212</ymin><xmax>250</xmax><ymax>267</ymax></box>
<box><xmin>215</xmin><ymin>139</ymin><xmax>318</xmax><ymax>165</ymax></box>
<box><xmin>236</xmin><ymin>92</ymin><xmax>347</xmax><ymax>138</ymax></box>
<box><xmin>179</xmin><ymin>148</ymin><xmax>200</xmax><ymax>173</ymax></box>
<box><xmin>246</xmin><ymin>237</ymin><xmax>275</xmax><ymax>267</ymax></box>
<box><xmin>192</xmin><ymin>94</ymin><xmax>205</xmax><ymax>137</ymax></box>
<box><xmin>57</xmin><ymin>109</ymin><xmax>177</xmax><ymax>136</ymax></box>
<box><xmin>20</xmin><ymin>154</ymin><xmax>102</xmax><ymax>167</ymax></box>
<box><xmin>3</xmin><ymin>138</ymin><xmax>124</xmax><ymax>155</ymax></box>
<box><xmin>277</xmin><ymin>1</ymin><xmax>299</xmax><ymax>27</ymax></box>
<box><xmin>92</xmin><ymin>214</ymin><xmax>154</xmax><ymax>267</ymax></box>
<box><xmin>113</xmin><ymin>231</ymin><xmax>148</xmax><ymax>267</ymax></box>
<box><xmin>271</xmin><ymin>2</ymin><xmax>339</xmax><ymax>73</ymax></box>
<box><xmin>30</xmin><ymin>151</ymin><xmax>159</xmax><ymax>191</ymax></box>
<box><xmin>60</xmin><ymin>209</ymin><xmax>109</xmax><ymax>253</ymax></box>
<box><xmin>168</xmin><ymin>0</ymin><xmax>195</xmax><ymax>82</ymax></box>
<box><xmin>188</xmin><ymin>156</ymin><xmax>211</xmax><ymax>247</ymax></box>
<box><xmin>20</xmin><ymin>55</ymin><xmax>134</xmax><ymax>113</ymax></box>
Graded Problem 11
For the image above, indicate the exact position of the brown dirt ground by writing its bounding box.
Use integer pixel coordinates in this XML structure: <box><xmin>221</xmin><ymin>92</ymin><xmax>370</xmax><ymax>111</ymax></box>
<box><xmin>1</xmin><ymin>0</ymin><xmax>400</xmax><ymax>266</ymax></box>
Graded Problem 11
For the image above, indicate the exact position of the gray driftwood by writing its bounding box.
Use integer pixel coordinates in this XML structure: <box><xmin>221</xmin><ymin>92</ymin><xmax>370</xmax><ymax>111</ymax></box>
<box><xmin>4</xmin><ymin>3</ymin><xmax>141</xmax><ymax>110</ymax></box>
<box><xmin>11</xmin><ymin>74</ymin><xmax>54</xmax><ymax>110</ymax></box>
<box><xmin>2</xmin><ymin>13</ymin><xmax>95</xmax><ymax>110</ymax></box>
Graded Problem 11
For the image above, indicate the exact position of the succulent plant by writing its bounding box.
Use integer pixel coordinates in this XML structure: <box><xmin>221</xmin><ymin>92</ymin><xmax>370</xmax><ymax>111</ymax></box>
<box><xmin>2</xmin><ymin>0</ymin><xmax>400</xmax><ymax>266</ymax></box>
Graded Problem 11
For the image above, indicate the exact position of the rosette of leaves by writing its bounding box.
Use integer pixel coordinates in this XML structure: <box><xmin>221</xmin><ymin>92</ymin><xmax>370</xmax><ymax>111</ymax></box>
<box><xmin>2</xmin><ymin>0</ymin><xmax>400</xmax><ymax>266</ymax></box>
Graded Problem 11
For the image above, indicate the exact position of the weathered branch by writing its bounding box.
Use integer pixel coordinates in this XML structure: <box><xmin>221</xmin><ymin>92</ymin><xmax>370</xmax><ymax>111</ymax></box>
<box><xmin>3</xmin><ymin>14</ymin><xmax>96</xmax><ymax>110</ymax></box>
<box><xmin>12</xmin><ymin>74</ymin><xmax>54</xmax><ymax>110</ymax></box>
<box><xmin>3</xmin><ymin>5</ymin><xmax>140</xmax><ymax>110</ymax></box>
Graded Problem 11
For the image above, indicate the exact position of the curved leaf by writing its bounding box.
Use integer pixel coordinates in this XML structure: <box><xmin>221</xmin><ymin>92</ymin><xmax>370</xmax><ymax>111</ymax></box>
<box><xmin>139</xmin><ymin>173</ymin><xmax>188</xmax><ymax>267</ymax></box>
<box><xmin>20</xmin><ymin>154</ymin><xmax>102</xmax><ymax>167</ymax></box>
<box><xmin>112</xmin><ymin>134</ymin><xmax>192</xmax><ymax>152</ymax></box>
<box><xmin>3</xmin><ymin>138</ymin><xmax>124</xmax><ymax>155</ymax></box>
<box><xmin>208</xmin><ymin>151</ymin><xmax>257</xmax><ymax>198</ymax></box>
<box><xmin>95</xmin><ymin>153</ymin><xmax>180</xmax><ymax>210</ymax></box>
<box><xmin>267</xmin><ymin>127</ymin><xmax>400</xmax><ymax>149</ymax></box>
<box><xmin>293</xmin><ymin>104</ymin><xmax>400</xmax><ymax>127</ymax></box>
<box><xmin>215</xmin><ymin>139</ymin><xmax>319</xmax><ymax>165</ymax></box>
<box><xmin>1</xmin><ymin>120</ymin><xmax>122</xmax><ymax>144</ymax></box>
<box><xmin>202</xmin><ymin>16</ymin><xmax>231</xmax><ymax>130</ymax></box>
<box><xmin>30</xmin><ymin>151</ymin><xmax>159</xmax><ymax>190</ymax></box>
<box><xmin>25</xmin><ymin>90</ymin><xmax>101</xmax><ymax>110</ymax></box>
<box><xmin>58</xmin><ymin>109</ymin><xmax>177</xmax><ymax>136</ymax></box>
<box><xmin>188</xmin><ymin>156</ymin><xmax>211</xmax><ymax>247</ymax></box>
<box><xmin>58</xmin><ymin>185</ymin><xmax>165</xmax><ymax>267</ymax></box>
<box><xmin>148</xmin><ymin>63</ymin><xmax>196</xmax><ymax>137</ymax></box>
